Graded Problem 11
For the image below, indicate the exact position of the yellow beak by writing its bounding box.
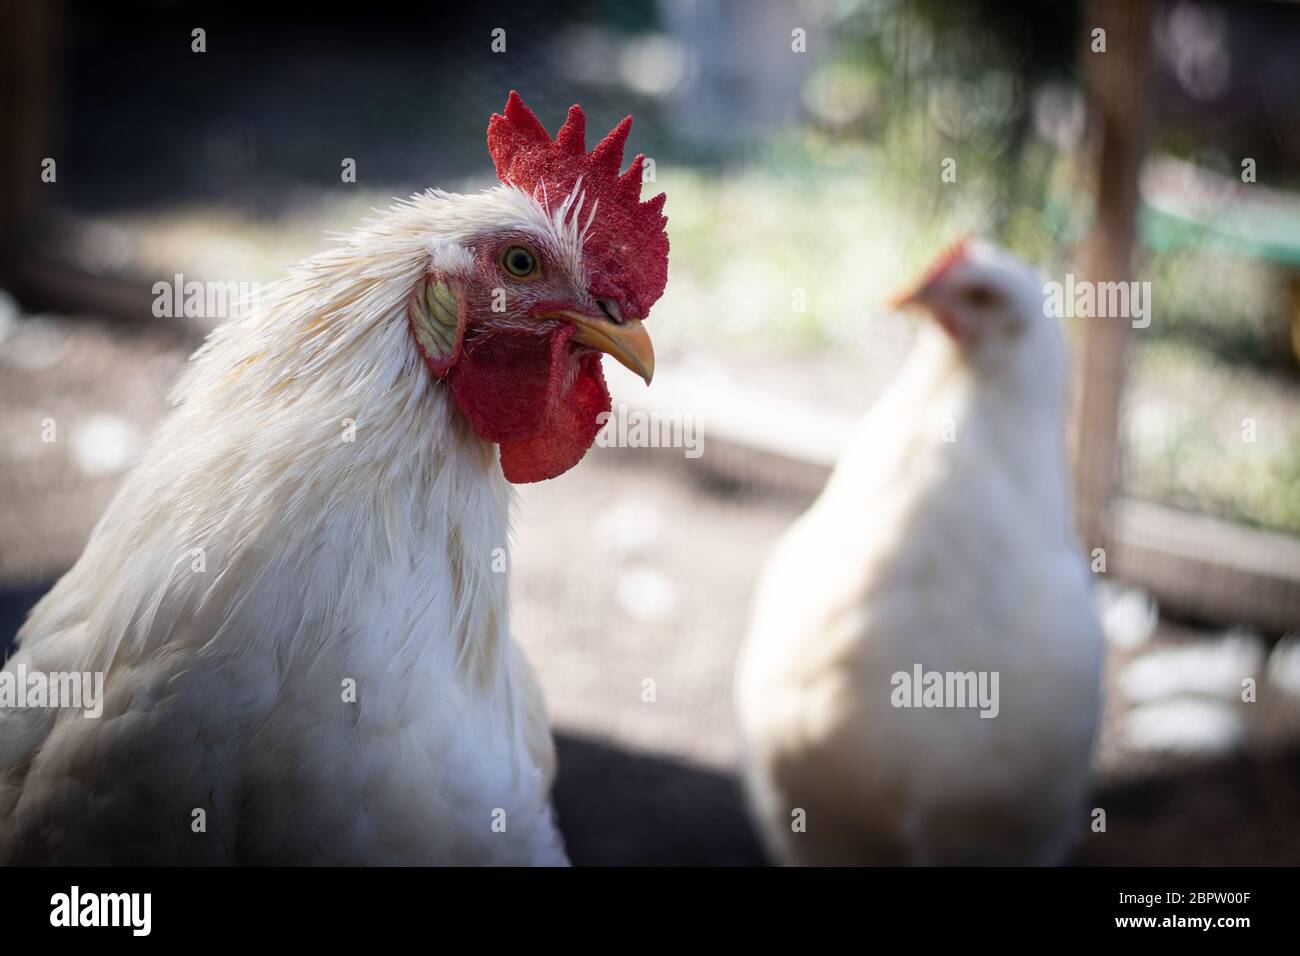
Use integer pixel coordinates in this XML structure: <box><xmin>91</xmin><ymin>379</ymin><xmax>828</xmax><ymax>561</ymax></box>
<box><xmin>547</xmin><ymin>309</ymin><xmax>655</xmax><ymax>385</ymax></box>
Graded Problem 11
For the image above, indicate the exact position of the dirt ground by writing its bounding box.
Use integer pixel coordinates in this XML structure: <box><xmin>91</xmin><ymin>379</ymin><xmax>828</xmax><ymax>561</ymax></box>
<box><xmin>2</xmin><ymin>312</ymin><xmax>1298</xmax><ymax>865</ymax></box>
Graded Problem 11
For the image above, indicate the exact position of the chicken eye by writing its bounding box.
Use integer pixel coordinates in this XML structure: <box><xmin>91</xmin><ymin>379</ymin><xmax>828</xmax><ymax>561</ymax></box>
<box><xmin>963</xmin><ymin>285</ymin><xmax>999</xmax><ymax>308</ymax></box>
<box><xmin>501</xmin><ymin>245</ymin><xmax>539</xmax><ymax>279</ymax></box>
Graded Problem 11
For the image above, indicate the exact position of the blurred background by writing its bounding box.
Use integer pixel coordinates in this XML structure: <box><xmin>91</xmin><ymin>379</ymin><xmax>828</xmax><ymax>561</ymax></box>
<box><xmin>1</xmin><ymin>0</ymin><xmax>1298</xmax><ymax>864</ymax></box>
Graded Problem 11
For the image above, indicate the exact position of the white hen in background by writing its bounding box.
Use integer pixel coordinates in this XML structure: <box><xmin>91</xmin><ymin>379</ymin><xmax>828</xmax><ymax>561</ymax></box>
<box><xmin>736</xmin><ymin>241</ymin><xmax>1103</xmax><ymax>866</ymax></box>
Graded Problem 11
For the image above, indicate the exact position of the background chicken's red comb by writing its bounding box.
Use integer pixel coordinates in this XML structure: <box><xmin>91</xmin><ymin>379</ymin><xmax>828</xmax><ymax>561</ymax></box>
<box><xmin>889</xmin><ymin>238</ymin><xmax>973</xmax><ymax>307</ymax></box>
<box><xmin>917</xmin><ymin>237</ymin><xmax>972</xmax><ymax>287</ymax></box>
<box><xmin>488</xmin><ymin>91</ymin><xmax>669</xmax><ymax>318</ymax></box>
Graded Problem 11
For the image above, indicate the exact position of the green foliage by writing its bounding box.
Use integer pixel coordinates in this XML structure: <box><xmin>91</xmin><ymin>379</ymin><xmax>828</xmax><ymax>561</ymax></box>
<box><xmin>1127</xmin><ymin>342</ymin><xmax>1300</xmax><ymax>533</ymax></box>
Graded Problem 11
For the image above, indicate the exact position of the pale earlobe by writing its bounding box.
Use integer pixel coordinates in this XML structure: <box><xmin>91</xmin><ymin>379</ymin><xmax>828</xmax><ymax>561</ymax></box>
<box><xmin>410</xmin><ymin>273</ymin><xmax>466</xmax><ymax>376</ymax></box>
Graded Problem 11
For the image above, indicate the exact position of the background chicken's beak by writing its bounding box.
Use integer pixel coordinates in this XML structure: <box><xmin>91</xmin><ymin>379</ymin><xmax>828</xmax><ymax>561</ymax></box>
<box><xmin>552</xmin><ymin>309</ymin><xmax>655</xmax><ymax>385</ymax></box>
<box><xmin>889</xmin><ymin>280</ymin><xmax>933</xmax><ymax>311</ymax></box>
<box><xmin>889</xmin><ymin>282</ymin><xmax>969</xmax><ymax>341</ymax></box>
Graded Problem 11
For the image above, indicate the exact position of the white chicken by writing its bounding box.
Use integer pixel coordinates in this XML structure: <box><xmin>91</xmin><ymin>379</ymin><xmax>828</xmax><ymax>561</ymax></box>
<box><xmin>736</xmin><ymin>241</ymin><xmax>1103</xmax><ymax>866</ymax></box>
<box><xmin>0</xmin><ymin>93</ymin><xmax>668</xmax><ymax>865</ymax></box>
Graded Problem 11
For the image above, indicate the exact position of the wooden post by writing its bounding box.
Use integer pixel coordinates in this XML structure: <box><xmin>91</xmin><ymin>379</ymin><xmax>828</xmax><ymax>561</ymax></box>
<box><xmin>1074</xmin><ymin>0</ymin><xmax>1152</xmax><ymax>556</ymax></box>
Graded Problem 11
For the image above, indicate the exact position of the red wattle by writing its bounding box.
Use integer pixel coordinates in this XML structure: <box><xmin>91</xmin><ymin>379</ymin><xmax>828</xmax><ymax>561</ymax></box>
<box><xmin>447</xmin><ymin>325</ymin><xmax>611</xmax><ymax>483</ymax></box>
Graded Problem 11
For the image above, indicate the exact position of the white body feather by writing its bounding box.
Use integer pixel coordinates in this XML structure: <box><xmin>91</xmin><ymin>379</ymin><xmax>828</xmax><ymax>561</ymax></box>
<box><xmin>0</xmin><ymin>188</ymin><xmax>572</xmax><ymax>864</ymax></box>
<box><xmin>736</xmin><ymin>249</ymin><xmax>1103</xmax><ymax>866</ymax></box>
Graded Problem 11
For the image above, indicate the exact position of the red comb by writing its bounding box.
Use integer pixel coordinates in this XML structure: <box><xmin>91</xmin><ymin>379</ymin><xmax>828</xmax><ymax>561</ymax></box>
<box><xmin>889</xmin><ymin>238</ymin><xmax>971</xmax><ymax>307</ymax></box>
<box><xmin>918</xmin><ymin>238</ymin><xmax>971</xmax><ymax>287</ymax></box>
<box><xmin>488</xmin><ymin>91</ymin><xmax>669</xmax><ymax>318</ymax></box>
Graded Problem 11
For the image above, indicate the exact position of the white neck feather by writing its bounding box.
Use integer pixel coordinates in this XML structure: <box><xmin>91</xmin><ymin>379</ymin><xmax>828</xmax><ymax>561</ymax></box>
<box><xmin>59</xmin><ymin>193</ymin><xmax>516</xmax><ymax>694</ymax></box>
